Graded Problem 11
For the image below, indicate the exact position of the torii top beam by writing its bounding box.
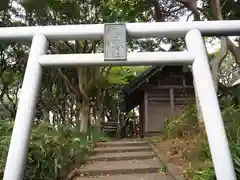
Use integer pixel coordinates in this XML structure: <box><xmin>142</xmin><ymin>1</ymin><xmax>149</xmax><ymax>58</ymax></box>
<box><xmin>0</xmin><ymin>20</ymin><xmax>239</xmax><ymax>41</ymax></box>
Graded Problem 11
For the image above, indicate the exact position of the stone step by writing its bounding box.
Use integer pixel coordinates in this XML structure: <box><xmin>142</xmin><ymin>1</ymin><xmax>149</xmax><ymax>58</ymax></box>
<box><xmin>101</xmin><ymin>121</ymin><xmax>118</xmax><ymax>125</ymax></box>
<box><xmin>75</xmin><ymin>173</ymin><xmax>174</xmax><ymax>180</ymax></box>
<box><xmin>77</xmin><ymin>159</ymin><xmax>162</xmax><ymax>176</ymax></box>
<box><xmin>88</xmin><ymin>151</ymin><xmax>156</xmax><ymax>161</ymax></box>
<box><xmin>102</xmin><ymin>129</ymin><xmax>117</xmax><ymax>132</ymax></box>
<box><xmin>94</xmin><ymin>145</ymin><xmax>151</xmax><ymax>153</ymax></box>
<box><xmin>96</xmin><ymin>140</ymin><xmax>148</xmax><ymax>147</ymax></box>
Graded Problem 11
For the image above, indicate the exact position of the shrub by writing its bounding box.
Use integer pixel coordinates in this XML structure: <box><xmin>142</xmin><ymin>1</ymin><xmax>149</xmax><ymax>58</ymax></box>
<box><xmin>0</xmin><ymin>120</ymin><xmax>106</xmax><ymax>180</ymax></box>
<box><xmin>164</xmin><ymin>102</ymin><xmax>240</xmax><ymax>179</ymax></box>
<box><xmin>222</xmin><ymin>106</ymin><xmax>240</xmax><ymax>143</ymax></box>
<box><xmin>187</xmin><ymin>141</ymin><xmax>240</xmax><ymax>180</ymax></box>
<box><xmin>231</xmin><ymin>142</ymin><xmax>240</xmax><ymax>179</ymax></box>
<box><xmin>163</xmin><ymin>103</ymin><xmax>198</xmax><ymax>138</ymax></box>
<box><xmin>184</xmin><ymin>105</ymin><xmax>240</xmax><ymax>179</ymax></box>
<box><xmin>185</xmin><ymin>135</ymin><xmax>211</xmax><ymax>162</ymax></box>
<box><xmin>186</xmin><ymin>167</ymin><xmax>216</xmax><ymax>180</ymax></box>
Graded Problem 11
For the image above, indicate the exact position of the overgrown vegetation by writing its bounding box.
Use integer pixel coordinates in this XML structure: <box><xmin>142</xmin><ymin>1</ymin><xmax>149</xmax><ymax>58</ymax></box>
<box><xmin>163</xmin><ymin>104</ymin><xmax>199</xmax><ymax>138</ymax></box>
<box><xmin>162</xmin><ymin>101</ymin><xmax>240</xmax><ymax>180</ymax></box>
<box><xmin>0</xmin><ymin>120</ymin><xmax>106</xmax><ymax>180</ymax></box>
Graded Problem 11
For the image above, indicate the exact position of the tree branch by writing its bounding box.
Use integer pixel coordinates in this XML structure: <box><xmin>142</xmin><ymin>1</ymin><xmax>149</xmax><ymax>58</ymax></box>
<box><xmin>64</xmin><ymin>41</ymin><xmax>75</xmax><ymax>53</ymax></box>
<box><xmin>186</xmin><ymin>12</ymin><xmax>193</xmax><ymax>21</ymax></box>
<box><xmin>178</xmin><ymin>0</ymin><xmax>200</xmax><ymax>20</ymax></box>
<box><xmin>0</xmin><ymin>85</ymin><xmax>15</xmax><ymax>117</ymax></box>
<box><xmin>57</xmin><ymin>69</ymin><xmax>88</xmax><ymax>102</ymax></box>
<box><xmin>151</xmin><ymin>0</ymin><xmax>164</xmax><ymax>22</ymax></box>
<box><xmin>227</xmin><ymin>38</ymin><xmax>240</xmax><ymax>64</ymax></box>
<box><xmin>209</xmin><ymin>0</ymin><xmax>228</xmax><ymax>91</ymax></box>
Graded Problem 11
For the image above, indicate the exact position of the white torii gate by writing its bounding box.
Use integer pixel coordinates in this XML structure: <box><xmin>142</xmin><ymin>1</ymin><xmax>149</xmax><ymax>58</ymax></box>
<box><xmin>1</xmin><ymin>20</ymin><xmax>240</xmax><ymax>180</ymax></box>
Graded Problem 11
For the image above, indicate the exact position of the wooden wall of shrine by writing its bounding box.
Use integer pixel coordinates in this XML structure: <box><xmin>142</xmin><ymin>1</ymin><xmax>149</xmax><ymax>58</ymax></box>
<box><xmin>138</xmin><ymin>66</ymin><xmax>195</xmax><ymax>134</ymax></box>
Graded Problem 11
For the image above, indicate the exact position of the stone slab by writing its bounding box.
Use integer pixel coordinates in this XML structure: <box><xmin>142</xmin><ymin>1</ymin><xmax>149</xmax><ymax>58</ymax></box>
<box><xmin>88</xmin><ymin>151</ymin><xmax>156</xmax><ymax>161</ymax></box>
<box><xmin>94</xmin><ymin>145</ymin><xmax>151</xmax><ymax>153</ymax></box>
<box><xmin>79</xmin><ymin>159</ymin><xmax>162</xmax><ymax>176</ymax></box>
<box><xmin>76</xmin><ymin>173</ymin><xmax>174</xmax><ymax>180</ymax></box>
<box><xmin>96</xmin><ymin>140</ymin><xmax>147</xmax><ymax>147</ymax></box>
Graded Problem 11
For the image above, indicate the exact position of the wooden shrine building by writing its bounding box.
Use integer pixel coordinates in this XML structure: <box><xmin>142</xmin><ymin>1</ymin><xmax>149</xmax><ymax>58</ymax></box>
<box><xmin>120</xmin><ymin>65</ymin><xmax>228</xmax><ymax>137</ymax></box>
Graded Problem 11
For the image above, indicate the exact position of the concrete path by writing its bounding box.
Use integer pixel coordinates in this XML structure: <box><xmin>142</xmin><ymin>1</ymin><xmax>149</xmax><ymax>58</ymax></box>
<box><xmin>72</xmin><ymin>139</ymin><xmax>174</xmax><ymax>180</ymax></box>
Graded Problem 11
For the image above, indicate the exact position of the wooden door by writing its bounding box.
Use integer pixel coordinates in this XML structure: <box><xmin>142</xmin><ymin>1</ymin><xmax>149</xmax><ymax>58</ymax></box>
<box><xmin>147</xmin><ymin>102</ymin><xmax>172</xmax><ymax>132</ymax></box>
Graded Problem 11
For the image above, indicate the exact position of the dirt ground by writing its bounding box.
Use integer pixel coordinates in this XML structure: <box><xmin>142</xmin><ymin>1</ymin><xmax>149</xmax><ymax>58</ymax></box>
<box><xmin>145</xmin><ymin>135</ymin><xmax>210</xmax><ymax>179</ymax></box>
<box><xmin>155</xmin><ymin>138</ymin><xmax>193</xmax><ymax>174</ymax></box>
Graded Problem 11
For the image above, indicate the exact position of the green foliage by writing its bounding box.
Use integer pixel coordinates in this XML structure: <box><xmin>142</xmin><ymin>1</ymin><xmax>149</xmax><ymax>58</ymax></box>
<box><xmin>192</xmin><ymin>144</ymin><xmax>212</xmax><ymax>165</ymax></box>
<box><xmin>231</xmin><ymin>142</ymin><xmax>240</xmax><ymax>179</ymax></box>
<box><xmin>166</xmin><ymin>105</ymin><xmax>240</xmax><ymax>179</ymax></box>
<box><xmin>0</xmin><ymin>120</ymin><xmax>106</xmax><ymax>180</ymax></box>
<box><xmin>163</xmin><ymin>104</ymin><xmax>198</xmax><ymax>138</ymax></box>
<box><xmin>163</xmin><ymin>101</ymin><xmax>240</xmax><ymax>179</ymax></box>
<box><xmin>186</xmin><ymin>167</ymin><xmax>216</xmax><ymax>180</ymax></box>
<box><xmin>223</xmin><ymin>106</ymin><xmax>240</xmax><ymax>142</ymax></box>
<box><xmin>108</xmin><ymin>66</ymin><xmax>148</xmax><ymax>85</ymax></box>
<box><xmin>158</xmin><ymin>164</ymin><xmax>168</xmax><ymax>174</ymax></box>
<box><xmin>103</xmin><ymin>66</ymin><xmax>147</xmax><ymax>110</ymax></box>
<box><xmin>232</xmin><ymin>86</ymin><xmax>240</xmax><ymax>105</ymax></box>
<box><xmin>187</xmin><ymin>141</ymin><xmax>240</xmax><ymax>180</ymax></box>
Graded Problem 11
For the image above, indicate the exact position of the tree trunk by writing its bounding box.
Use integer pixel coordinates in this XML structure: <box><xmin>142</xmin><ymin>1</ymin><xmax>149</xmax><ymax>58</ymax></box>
<box><xmin>92</xmin><ymin>106</ymin><xmax>97</xmax><ymax>124</ymax></box>
<box><xmin>79</xmin><ymin>100</ymin><xmax>89</xmax><ymax>133</ymax></box>
<box><xmin>52</xmin><ymin>113</ymin><xmax>56</xmax><ymax>125</ymax></box>
<box><xmin>211</xmin><ymin>60</ymin><xmax>219</xmax><ymax>91</ymax></box>
<box><xmin>43</xmin><ymin>108</ymin><xmax>50</xmax><ymax>122</ymax></box>
<box><xmin>77</xmin><ymin>67</ymin><xmax>89</xmax><ymax>133</ymax></box>
<box><xmin>210</xmin><ymin>0</ymin><xmax>228</xmax><ymax>92</ymax></box>
<box><xmin>89</xmin><ymin>106</ymin><xmax>95</xmax><ymax>126</ymax></box>
<box><xmin>95</xmin><ymin>109</ymin><xmax>101</xmax><ymax>126</ymax></box>
<box><xmin>75</xmin><ymin>99</ymin><xmax>81</xmax><ymax>130</ymax></box>
<box><xmin>94</xmin><ymin>86</ymin><xmax>102</xmax><ymax>126</ymax></box>
<box><xmin>227</xmin><ymin>38</ymin><xmax>240</xmax><ymax>64</ymax></box>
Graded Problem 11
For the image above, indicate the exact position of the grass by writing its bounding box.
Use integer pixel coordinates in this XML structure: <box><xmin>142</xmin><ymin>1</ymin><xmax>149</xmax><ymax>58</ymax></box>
<box><xmin>158</xmin><ymin>164</ymin><xmax>169</xmax><ymax>174</ymax></box>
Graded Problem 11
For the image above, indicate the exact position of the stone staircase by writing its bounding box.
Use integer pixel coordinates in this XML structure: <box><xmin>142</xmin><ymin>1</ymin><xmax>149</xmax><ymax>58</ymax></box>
<box><xmin>73</xmin><ymin>139</ymin><xmax>174</xmax><ymax>180</ymax></box>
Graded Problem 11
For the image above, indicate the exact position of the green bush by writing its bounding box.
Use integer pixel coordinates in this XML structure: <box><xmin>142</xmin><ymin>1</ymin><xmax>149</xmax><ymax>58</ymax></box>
<box><xmin>223</xmin><ymin>106</ymin><xmax>240</xmax><ymax>179</ymax></box>
<box><xmin>222</xmin><ymin>106</ymin><xmax>240</xmax><ymax>143</ymax></box>
<box><xmin>231</xmin><ymin>142</ymin><xmax>240</xmax><ymax>179</ymax></box>
<box><xmin>164</xmin><ymin>102</ymin><xmax>240</xmax><ymax>179</ymax></box>
<box><xmin>185</xmin><ymin>136</ymin><xmax>211</xmax><ymax>162</ymax></box>
<box><xmin>0</xmin><ymin>120</ymin><xmax>106</xmax><ymax>180</ymax></box>
<box><xmin>163</xmin><ymin>103</ymin><xmax>198</xmax><ymax>138</ymax></box>
<box><xmin>186</xmin><ymin>167</ymin><xmax>216</xmax><ymax>180</ymax></box>
<box><xmin>184</xmin><ymin>105</ymin><xmax>240</xmax><ymax>179</ymax></box>
<box><xmin>187</xmin><ymin>142</ymin><xmax>240</xmax><ymax>180</ymax></box>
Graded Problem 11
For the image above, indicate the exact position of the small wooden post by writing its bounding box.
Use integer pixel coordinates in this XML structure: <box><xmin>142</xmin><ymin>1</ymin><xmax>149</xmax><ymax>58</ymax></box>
<box><xmin>170</xmin><ymin>88</ymin><xmax>175</xmax><ymax>113</ymax></box>
<box><xmin>139</xmin><ymin>102</ymin><xmax>144</xmax><ymax>138</ymax></box>
<box><xmin>144</xmin><ymin>92</ymin><xmax>148</xmax><ymax>133</ymax></box>
<box><xmin>116</xmin><ymin>101</ymin><xmax>121</xmax><ymax>140</ymax></box>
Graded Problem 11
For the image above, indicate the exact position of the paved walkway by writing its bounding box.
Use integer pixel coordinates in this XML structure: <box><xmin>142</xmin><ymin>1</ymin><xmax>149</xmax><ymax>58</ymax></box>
<box><xmin>71</xmin><ymin>139</ymin><xmax>174</xmax><ymax>180</ymax></box>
